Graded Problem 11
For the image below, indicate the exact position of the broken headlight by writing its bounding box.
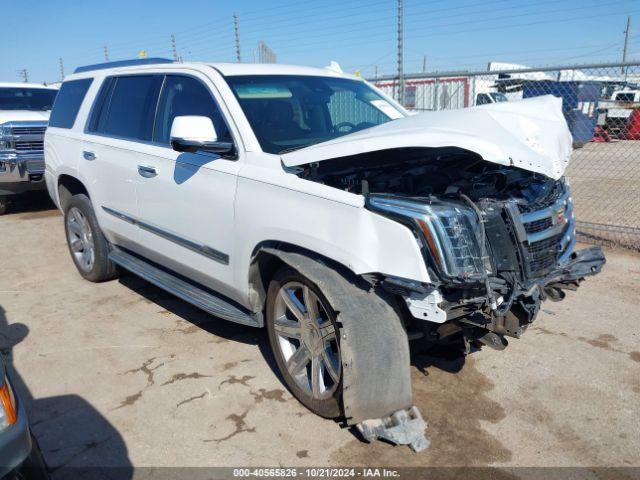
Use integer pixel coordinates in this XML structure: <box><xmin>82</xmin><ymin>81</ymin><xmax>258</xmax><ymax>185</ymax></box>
<box><xmin>367</xmin><ymin>194</ymin><xmax>487</xmax><ymax>279</ymax></box>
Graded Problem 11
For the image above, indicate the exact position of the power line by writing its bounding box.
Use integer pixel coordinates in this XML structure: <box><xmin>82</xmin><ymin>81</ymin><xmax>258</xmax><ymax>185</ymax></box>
<box><xmin>237</xmin><ymin>0</ymin><xmax>632</xmax><ymax>48</ymax></box>
<box><xmin>262</xmin><ymin>8</ymin><xmax>640</xmax><ymax>57</ymax></box>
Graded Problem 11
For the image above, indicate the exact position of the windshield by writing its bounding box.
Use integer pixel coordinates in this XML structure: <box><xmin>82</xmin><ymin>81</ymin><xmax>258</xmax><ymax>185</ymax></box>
<box><xmin>225</xmin><ymin>75</ymin><xmax>401</xmax><ymax>154</ymax></box>
<box><xmin>0</xmin><ymin>87</ymin><xmax>57</xmax><ymax>111</ymax></box>
<box><xmin>489</xmin><ymin>92</ymin><xmax>508</xmax><ymax>103</ymax></box>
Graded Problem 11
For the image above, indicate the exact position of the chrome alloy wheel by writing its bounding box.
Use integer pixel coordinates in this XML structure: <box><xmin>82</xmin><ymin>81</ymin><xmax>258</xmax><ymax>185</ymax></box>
<box><xmin>273</xmin><ymin>281</ymin><xmax>341</xmax><ymax>400</ymax></box>
<box><xmin>66</xmin><ymin>207</ymin><xmax>95</xmax><ymax>273</ymax></box>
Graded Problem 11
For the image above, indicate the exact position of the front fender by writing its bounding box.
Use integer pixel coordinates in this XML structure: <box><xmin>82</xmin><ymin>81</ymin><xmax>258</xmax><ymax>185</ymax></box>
<box><xmin>234</xmin><ymin>174</ymin><xmax>431</xmax><ymax>302</ymax></box>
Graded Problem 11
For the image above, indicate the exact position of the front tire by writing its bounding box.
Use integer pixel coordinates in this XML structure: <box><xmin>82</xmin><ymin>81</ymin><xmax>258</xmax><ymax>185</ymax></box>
<box><xmin>266</xmin><ymin>267</ymin><xmax>342</xmax><ymax>418</ymax></box>
<box><xmin>0</xmin><ymin>196</ymin><xmax>8</xmax><ymax>215</ymax></box>
<box><xmin>63</xmin><ymin>194</ymin><xmax>118</xmax><ymax>282</ymax></box>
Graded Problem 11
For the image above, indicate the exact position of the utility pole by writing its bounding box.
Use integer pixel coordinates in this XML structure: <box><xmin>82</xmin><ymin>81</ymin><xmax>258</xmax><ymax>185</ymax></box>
<box><xmin>103</xmin><ymin>45</ymin><xmax>110</xmax><ymax>62</ymax></box>
<box><xmin>397</xmin><ymin>0</ymin><xmax>405</xmax><ymax>106</ymax></box>
<box><xmin>374</xmin><ymin>65</ymin><xmax>378</xmax><ymax>79</ymax></box>
<box><xmin>233</xmin><ymin>14</ymin><xmax>241</xmax><ymax>62</ymax></box>
<box><xmin>58</xmin><ymin>58</ymin><xmax>65</xmax><ymax>81</ymax></box>
<box><xmin>422</xmin><ymin>55</ymin><xmax>427</xmax><ymax>73</ymax></box>
<box><xmin>171</xmin><ymin>34</ymin><xmax>178</xmax><ymax>61</ymax></box>
<box><xmin>18</xmin><ymin>69</ymin><xmax>28</xmax><ymax>83</ymax></box>
<box><xmin>622</xmin><ymin>15</ymin><xmax>631</xmax><ymax>74</ymax></box>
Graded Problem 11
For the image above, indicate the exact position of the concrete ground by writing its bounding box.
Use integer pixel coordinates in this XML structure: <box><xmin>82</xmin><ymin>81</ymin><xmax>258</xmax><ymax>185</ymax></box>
<box><xmin>568</xmin><ymin>140</ymin><xmax>640</xmax><ymax>249</ymax></box>
<box><xmin>0</xmin><ymin>193</ymin><xmax>639</xmax><ymax>477</ymax></box>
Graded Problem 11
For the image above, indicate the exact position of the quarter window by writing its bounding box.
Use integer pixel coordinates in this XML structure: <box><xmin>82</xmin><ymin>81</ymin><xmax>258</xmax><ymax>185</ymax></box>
<box><xmin>87</xmin><ymin>77</ymin><xmax>116</xmax><ymax>133</ymax></box>
<box><xmin>153</xmin><ymin>76</ymin><xmax>231</xmax><ymax>144</ymax></box>
<box><xmin>49</xmin><ymin>79</ymin><xmax>93</xmax><ymax>129</ymax></box>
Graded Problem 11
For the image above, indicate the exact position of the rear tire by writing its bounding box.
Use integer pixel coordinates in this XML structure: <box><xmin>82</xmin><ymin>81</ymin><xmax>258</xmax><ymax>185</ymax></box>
<box><xmin>266</xmin><ymin>267</ymin><xmax>342</xmax><ymax>418</ymax></box>
<box><xmin>63</xmin><ymin>194</ymin><xmax>119</xmax><ymax>282</ymax></box>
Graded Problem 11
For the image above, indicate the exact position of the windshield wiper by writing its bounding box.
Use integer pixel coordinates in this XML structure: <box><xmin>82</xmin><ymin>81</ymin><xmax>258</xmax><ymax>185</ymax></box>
<box><xmin>279</xmin><ymin>145</ymin><xmax>312</xmax><ymax>154</ymax></box>
<box><xmin>279</xmin><ymin>140</ymin><xmax>328</xmax><ymax>154</ymax></box>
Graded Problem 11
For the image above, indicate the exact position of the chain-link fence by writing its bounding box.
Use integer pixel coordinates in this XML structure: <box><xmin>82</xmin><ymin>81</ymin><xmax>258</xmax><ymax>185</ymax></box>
<box><xmin>371</xmin><ymin>61</ymin><xmax>640</xmax><ymax>250</ymax></box>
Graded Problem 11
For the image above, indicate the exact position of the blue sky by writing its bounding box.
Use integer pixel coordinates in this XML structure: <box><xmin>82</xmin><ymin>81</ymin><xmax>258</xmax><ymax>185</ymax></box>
<box><xmin>3</xmin><ymin>0</ymin><xmax>639</xmax><ymax>84</ymax></box>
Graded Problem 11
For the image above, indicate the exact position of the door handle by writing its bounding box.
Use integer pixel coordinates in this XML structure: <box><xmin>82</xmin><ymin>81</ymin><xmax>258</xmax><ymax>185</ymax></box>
<box><xmin>137</xmin><ymin>165</ymin><xmax>158</xmax><ymax>178</ymax></box>
<box><xmin>83</xmin><ymin>151</ymin><xmax>96</xmax><ymax>161</ymax></box>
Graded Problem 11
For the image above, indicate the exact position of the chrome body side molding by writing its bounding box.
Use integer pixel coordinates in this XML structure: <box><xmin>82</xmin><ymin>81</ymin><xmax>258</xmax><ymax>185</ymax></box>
<box><xmin>101</xmin><ymin>206</ymin><xmax>229</xmax><ymax>265</ymax></box>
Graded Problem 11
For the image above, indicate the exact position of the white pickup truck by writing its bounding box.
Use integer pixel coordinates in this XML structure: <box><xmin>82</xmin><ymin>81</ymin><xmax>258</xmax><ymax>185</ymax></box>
<box><xmin>44</xmin><ymin>59</ymin><xmax>604</xmax><ymax>450</ymax></box>
<box><xmin>0</xmin><ymin>83</ymin><xmax>58</xmax><ymax>214</ymax></box>
<box><xmin>599</xmin><ymin>89</ymin><xmax>640</xmax><ymax>137</ymax></box>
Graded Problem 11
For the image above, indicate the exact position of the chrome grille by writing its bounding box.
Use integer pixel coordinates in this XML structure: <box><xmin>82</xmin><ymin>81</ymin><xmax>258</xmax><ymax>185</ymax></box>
<box><xmin>526</xmin><ymin>232</ymin><xmax>565</xmax><ymax>273</ymax></box>
<box><xmin>11</xmin><ymin>126</ymin><xmax>47</xmax><ymax>136</ymax></box>
<box><xmin>15</xmin><ymin>141</ymin><xmax>44</xmax><ymax>151</ymax></box>
<box><xmin>5</xmin><ymin>122</ymin><xmax>48</xmax><ymax>156</ymax></box>
<box><xmin>524</xmin><ymin>217</ymin><xmax>553</xmax><ymax>234</ymax></box>
<box><xmin>514</xmin><ymin>180</ymin><xmax>576</xmax><ymax>278</ymax></box>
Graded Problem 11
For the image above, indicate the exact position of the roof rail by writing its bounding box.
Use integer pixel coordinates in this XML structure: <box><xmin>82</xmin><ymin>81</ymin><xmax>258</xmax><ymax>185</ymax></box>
<box><xmin>74</xmin><ymin>58</ymin><xmax>174</xmax><ymax>74</ymax></box>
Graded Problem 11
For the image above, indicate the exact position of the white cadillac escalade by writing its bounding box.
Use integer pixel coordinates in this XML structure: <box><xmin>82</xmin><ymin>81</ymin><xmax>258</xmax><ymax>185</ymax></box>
<box><xmin>0</xmin><ymin>83</ymin><xmax>58</xmax><ymax>214</ymax></box>
<box><xmin>44</xmin><ymin>59</ymin><xmax>604</xmax><ymax>450</ymax></box>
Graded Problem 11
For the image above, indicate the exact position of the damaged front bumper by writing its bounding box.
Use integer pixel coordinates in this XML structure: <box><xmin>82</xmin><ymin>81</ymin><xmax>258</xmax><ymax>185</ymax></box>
<box><xmin>400</xmin><ymin>245</ymin><xmax>605</xmax><ymax>352</ymax></box>
<box><xmin>382</xmin><ymin>179</ymin><xmax>607</xmax><ymax>347</ymax></box>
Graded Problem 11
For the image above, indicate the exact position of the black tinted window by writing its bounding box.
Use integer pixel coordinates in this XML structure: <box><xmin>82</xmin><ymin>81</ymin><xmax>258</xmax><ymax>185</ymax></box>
<box><xmin>87</xmin><ymin>77</ymin><xmax>116</xmax><ymax>133</ymax></box>
<box><xmin>49</xmin><ymin>79</ymin><xmax>92</xmax><ymax>128</ymax></box>
<box><xmin>102</xmin><ymin>75</ymin><xmax>162</xmax><ymax>141</ymax></box>
<box><xmin>154</xmin><ymin>76</ymin><xmax>230</xmax><ymax>144</ymax></box>
<box><xmin>476</xmin><ymin>93</ymin><xmax>491</xmax><ymax>105</ymax></box>
<box><xmin>0</xmin><ymin>88</ymin><xmax>57</xmax><ymax>111</ymax></box>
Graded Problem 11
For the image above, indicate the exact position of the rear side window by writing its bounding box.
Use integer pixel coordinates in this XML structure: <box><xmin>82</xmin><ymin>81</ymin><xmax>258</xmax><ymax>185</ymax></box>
<box><xmin>87</xmin><ymin>77</ymin><xmax>116</xmax><ymax>133</ymax></box>
<box><xmin>49</xmin><ymin>78</ymin><xmax>93</xmax><ymax>129</ymax></box>
<box><xmin>88</xmin><ymin>75</ymin><xmax>162</xmax><ymax>141</ymax></box>
<box><xmin>153</xmin><ymin>75</ymin><xmax>231</xmax><ymax>144</ymax></box>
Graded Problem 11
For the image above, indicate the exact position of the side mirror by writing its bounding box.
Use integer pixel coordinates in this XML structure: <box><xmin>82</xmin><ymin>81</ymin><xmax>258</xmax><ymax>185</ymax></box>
<box><xmin>169</xmin><ymin>115</ymin><xmax>235</xmax><ymax>157</ymax></box>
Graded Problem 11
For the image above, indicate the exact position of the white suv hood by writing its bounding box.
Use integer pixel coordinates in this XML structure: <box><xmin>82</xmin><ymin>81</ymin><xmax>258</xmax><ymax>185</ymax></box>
<box><xmin>281</xmin><ymin>95</ymin><xmax>572</xmax><ymax>180</ymax></box>
<box><xmin>0</xmin><ymin>110</ymin><xmax>50</xmax><ymax>124</ymax></box>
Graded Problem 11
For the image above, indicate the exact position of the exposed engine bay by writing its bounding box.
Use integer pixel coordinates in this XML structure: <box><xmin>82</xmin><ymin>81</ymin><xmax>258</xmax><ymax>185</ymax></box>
<box><xmin>296</xmin><ymin>147</ymin><xmax>606</xmax><ymax>352</ymax></box>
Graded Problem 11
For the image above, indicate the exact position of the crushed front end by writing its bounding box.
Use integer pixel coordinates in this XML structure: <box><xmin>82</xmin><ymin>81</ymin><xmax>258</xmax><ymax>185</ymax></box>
<box><xmin>304</xmin><ymin>148</ymin><xmax>605</xmax><ymax>352</ymax></box>
<box><xmin>367</xmin><ymin>167</ymin><xmax>605</xmax><ymax>351</ymax></box>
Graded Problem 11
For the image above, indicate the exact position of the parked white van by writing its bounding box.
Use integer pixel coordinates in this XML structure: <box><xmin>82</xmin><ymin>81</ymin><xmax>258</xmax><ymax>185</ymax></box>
<box><xmin>44</xmin><ymin>59</ymin><xmax>604</xmax><ymax>450</ymax></box>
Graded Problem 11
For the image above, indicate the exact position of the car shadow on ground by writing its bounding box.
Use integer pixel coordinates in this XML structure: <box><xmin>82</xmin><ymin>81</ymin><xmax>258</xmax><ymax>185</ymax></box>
<box><xmin>2</xmin><ymin>191</ymin><xmax>56</xmax><ymax>216</ymax></box>
<box><xmin>118</xmin><ymin>274</ymin><xmax>280</xmax><ymax>374</ymax></box>
<box><xmin>0</xmin><ymin>305</ymin><xmax>133</xmax><ymax>480</ymax></box>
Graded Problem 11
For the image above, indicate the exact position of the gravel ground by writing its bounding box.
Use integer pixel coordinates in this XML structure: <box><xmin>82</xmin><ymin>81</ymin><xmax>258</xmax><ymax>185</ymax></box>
<box><xmin>0</xmin><ymin>192</ymin><xmax>638</xmax><ymax>478</ymax></box>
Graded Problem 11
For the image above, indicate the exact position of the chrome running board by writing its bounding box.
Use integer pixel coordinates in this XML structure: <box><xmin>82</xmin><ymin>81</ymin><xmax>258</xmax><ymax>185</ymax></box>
<box><xmin>109</xmin><ymin>247</ymin><xmax>262</xmax><ymax>327</ymax></box>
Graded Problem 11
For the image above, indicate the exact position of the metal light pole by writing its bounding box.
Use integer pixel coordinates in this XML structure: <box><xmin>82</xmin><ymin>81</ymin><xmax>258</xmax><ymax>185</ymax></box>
<box><xmin>397</xmin><ymin>0</ymin><xmax>405</xmax><ymax>106</ymax></box>
<box><xmin>622</xmin><ymin>16</ymin><xmax>631</xmax><ymax>76</ymax></box>
<box><xmin>171</xmin><ymin>34</ymin><xmax>178</xmax><ymax>61</ymax></box>
<box><xmin>234</xmin><ymin>14</ymin><xmax>241</xmax><ymax>62</ymax></box>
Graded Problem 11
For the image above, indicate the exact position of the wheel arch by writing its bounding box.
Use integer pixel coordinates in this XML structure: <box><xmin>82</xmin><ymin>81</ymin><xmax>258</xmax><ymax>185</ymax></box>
<box><xmin>247</xmin><ymin>241</ymin><xmax>368</xmax><ymax>314</ymax></box>
<box><xmin>57</xmin><ymin>174</ymin><xmax>89</xmax><ymax>210</ymax></box>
